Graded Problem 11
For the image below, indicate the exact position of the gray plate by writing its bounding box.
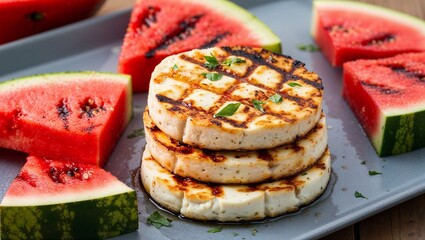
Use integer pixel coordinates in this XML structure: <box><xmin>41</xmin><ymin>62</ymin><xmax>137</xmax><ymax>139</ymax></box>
<box><xmin>1</xmin><ymin>1</ymin><xmax>424</xmax><ymax>240</ymax></box>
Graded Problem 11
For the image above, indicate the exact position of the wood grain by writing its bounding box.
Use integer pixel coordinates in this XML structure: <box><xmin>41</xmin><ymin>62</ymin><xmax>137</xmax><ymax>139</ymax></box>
<box><xmin>97</xmin><ymin>0</ymin><xmax>425</xmax><ymax>239</ymax></box>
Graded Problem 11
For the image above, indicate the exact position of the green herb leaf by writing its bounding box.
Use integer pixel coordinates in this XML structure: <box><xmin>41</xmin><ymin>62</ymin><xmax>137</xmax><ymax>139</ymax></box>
<box><xmin>354</xmin><ymin>191</ymin><xmax>368</xmax><ymax>199</ymax></box>
<box><xmin>222</xmin><ymin>57</ymin><xmax>246</xmax><ymax>66</ymax></box>
<box><xmin>287</xmin><ymin>82</ymin><xmax>302</xmax><ymax>88</ymax></box>
<box><xmin>214</xmin><ymin>103</ymin><xmax>241</xmax><ymax>117</ymax></box>
<box><xmin>361</xmin><ymin>160</ymin><xmax>366</xmax><ymax>165</ymax></box>
<box><xmin>127</xmin><ymin>128</ymin><xmax>145</xmax><ymax>139</ymax></box>
<box><xmin>204</xmin><ymin>53</ymin><xmax>220</xmax><ymax>69</ymax></box>
<box><xmin>301</xmin><ymin>172</ymin><xmax>308</xmax><ymax>176</ymax></box>
<box><xmin>252</xmin><ymin>228</ymin><xmax>258</xmax><ymax>236</ymax></box>
<box><xmin>202</xmin><ymin>72</ymin><xmax>223</xmax><ymax>81</ymax></box>
<box><xmin>173</xmin><ymin>64</ymin><xmax>179</xmax><ymax>71</ymax></box>
<box><xmin>369</xmin><ymin>170</ymin><xmax>382</xmax><ymax>176</ymax></box>
<box><xmin>269</xmin><ymin>94</ymin><xmax>283</xmax><ymax>103</ymax></box>
<box><xmin>297</xmin><ymin>44</ymin><xmax>320</xmax><ymax>52</ymax></box>
<box><xmin>252</xmin><ymin>99</ymin><xmax>265</xmax><ymax>113</ymax></box>
<box><xmin>207</xmin><ymin>227</ymin><xmax>223</xmax><ymax>233</ymax></box>
<box><xmin>147</xmin><ymin>211</ymin><xmax>171</xmax><ymax>229</ymax></box>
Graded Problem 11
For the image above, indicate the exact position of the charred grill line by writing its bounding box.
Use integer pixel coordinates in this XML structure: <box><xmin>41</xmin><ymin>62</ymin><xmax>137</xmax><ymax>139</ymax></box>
<box><xmin>145</xmin><ymin>15</ymin><xmax>203</xmax><ymax>58</ymax></box>
<box><xmin>360</xmin><ymin>33</ymin><xmax>395</xmax><ymax>46</ymax></box>
<box><xmin>390</xmin><ymin>66</ymin><xmax>425</xmax><ymax>82</ymax></box>
<box><xmin>199</xmin><ymin>32</ymin><xmax>230</xmax><ymax>49</ymax></box>
<box><xmin>221</xmin><ymin>46</ymin><xmax>324</xmax><ymax>90</ymax></box>
<box><xmin>179</xmin><ymin>52</ymin><xmax>318</xmax><ymax>114</ymax></box>
<box><xmin>361</xmin><ymin>81</ymin><xmax>402</xmax><ymax>95</ymax></box>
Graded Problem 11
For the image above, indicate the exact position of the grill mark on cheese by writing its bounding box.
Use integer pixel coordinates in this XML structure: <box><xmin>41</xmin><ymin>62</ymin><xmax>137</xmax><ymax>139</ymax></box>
<box><xmin>172</xmin><ymin>175</ymin><xmax>224</xmax><ymax>198</ymax></box>
<box><xmin>221</xmin><ymin>46</ymin><xmax>324</xmax><ymax>90</ymax></box>
<box><xmin>178</xmin><ymin>52</ymin><xmax>319</xmax><ymax>111</ymax></box>
<box><xmin>201</xmin><ymin>150</ymin><xmax>226</xmax><ymax>163</ymax></box>
<box><xmin>257</xmin><ymin>150</ymin><xmax>274</xmax><ymax>161</ymax></box>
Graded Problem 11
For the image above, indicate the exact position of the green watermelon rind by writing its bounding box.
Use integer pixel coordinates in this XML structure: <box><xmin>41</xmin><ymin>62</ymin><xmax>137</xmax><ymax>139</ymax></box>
<box><xmin>182</xmin><ymin>0</ymin><xmax>281</xmax><ymax>53</ymax></box>
<box><xmin>0</xmin><ymin>191</ymin><xmax>138</xmax><ymax>240</ymax></box>
<box><xmin>311</xmin><ymin>0</ymin><xmax>425</xmax><ymax>39</ymax></box>
<box><xmin>376</xmin><ymin>110</ymin><xmax>425</xmax><ymax>156</ymax></box>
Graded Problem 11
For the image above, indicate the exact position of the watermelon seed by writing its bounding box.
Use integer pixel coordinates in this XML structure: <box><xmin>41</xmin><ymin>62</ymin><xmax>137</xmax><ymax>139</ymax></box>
<box><xmin>360</xmin><ymin>33</ymin><xmax>395</xmax><ymax>46</ymax></box>
<box><xmin>26</xmin><ymin>12</ymin><xmax>44</xmax><ymax>22</ymax></box>
<box><xmin>57</xmin><ymin>99</ymin><xmax>70</xmax><ymax>129</ymax></box>
<box><xmin>143</xmin><ymin>6</ymin><xmax>160</xmax><ymax>28</ymax></box>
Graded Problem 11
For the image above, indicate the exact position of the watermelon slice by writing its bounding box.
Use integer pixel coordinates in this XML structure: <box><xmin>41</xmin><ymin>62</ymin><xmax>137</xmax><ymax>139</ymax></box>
<box><xmin>311</xmin><ymin>0</ymin><xmax>425</xmax><ymax>66</ymax></box>
<box><xmin>343</xmin><ymin>52</ymin><xmax>425</xmax><ymax>156</ymax></box>
<box><xmin>0</xmin><ymin>72</ymin><xmax>132</xmax><ymax>166</ymax></box>
<box><xmin>0</xmin><ymin>156</ymin><xmax>138</xmax><ymax>239</ymax></box>
<box><xmin>0</xmin><ymin>0</ymin><xmax>105</xmax><ymax>44</ymax></box>
<box><xmin>118</xmin><ymin>0</ymin><xmax>281</xmax><ymax>92</ymax></box>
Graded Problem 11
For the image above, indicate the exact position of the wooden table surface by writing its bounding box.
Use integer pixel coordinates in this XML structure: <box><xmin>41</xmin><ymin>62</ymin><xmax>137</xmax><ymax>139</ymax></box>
<box><xmin>97</xmin><ymin>0</ymin><xmax>425</xmax><ymax>239</ymax></box>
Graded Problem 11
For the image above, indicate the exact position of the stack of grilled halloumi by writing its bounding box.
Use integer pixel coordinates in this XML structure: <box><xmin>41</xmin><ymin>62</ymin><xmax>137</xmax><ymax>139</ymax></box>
<box><xmin>141</xmin><ymin>46</ymin><xmax>331</xmax><ymax>222</ymax></box>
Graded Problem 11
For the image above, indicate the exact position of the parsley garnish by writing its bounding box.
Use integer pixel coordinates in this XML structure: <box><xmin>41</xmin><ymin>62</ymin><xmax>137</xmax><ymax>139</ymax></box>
<box><xmin>202</xmin><ymin>72</ymin><xmax>223</xmax><ymax>81</ymax></box>
<box><xmin>204</xmin><ymin>53</ymin><xmax>220</xmax><ymax>69</ymax></box>
<box><xmin>222</xmin><ymin>57</ymin><xmax>246</xmax><ymax>66</ymax></box>
<box><xmin>354</xmin><ymin>191</ymin><xmax>368</xmax><ymax>199</ymax></box>
<box><xmin>147</xmin><ymin>211</ymin><xmax>171</xmax><ymax>229</ymax></box>
<box><xmin>173</xmin><ymin>64</ymin><xmax>178</xmax><ymax>70</ymax></box>
<box><xmin>127</xmin><ymin>128</ymin><xmax>145</xmax><ymax>139</ymax></box>
<box><xmin>269</xmin><ymin>94</ymin><xmax>283</xmax><ymax>103</ymax></box>
<box><xmin>297</xmin><ymin>44</ymin><xmax>320</xmax><ymax>52</ymax></box>
<box><xmin>252</xmin><ymin>99</ymin><xmax>265</xmax><ymax>113</ymax></box>
<box><xmin>214</xmin><ymin>103</ymin><xmax>241</xmax><ymax>117</ymax></box>
<box><xmin>207</xmin><ymin>227</ymin><xmax>223</xmax><ymax>233</ymax></box>
<box><xmin>369</xmin><ymin>171</ymin><xmax>382</xmax><ymax>176</ymax></box>
<box><xmin>287</xmin><ymin>82</ymin><xmax>302</xmax><ymax>88</ymax></box>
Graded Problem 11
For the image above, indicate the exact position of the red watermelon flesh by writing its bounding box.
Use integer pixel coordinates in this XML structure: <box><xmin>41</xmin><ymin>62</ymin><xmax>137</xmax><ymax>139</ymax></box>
<box><xmin>118</xmin><ymin>0</ymin><xmax>281</xmax><ymax>92</ymax></box>
<box><xmin>343</xmin><ymin>52</ymin><xmax>425</xmax><ymax>156</ymax></box>
<box><xmin>0</xmin><ymin>0</ymin><xmax>105</xmax><ymax>45</ymax></box>
<box><xmin>0</xmin><ymin>72</ymin><xmax>132</xmax><ymax>166</ymax></box>
<box><xmin>311</xmin><ymin>0</ymin><xmax>425</xmax><ymax>66</ymax></box>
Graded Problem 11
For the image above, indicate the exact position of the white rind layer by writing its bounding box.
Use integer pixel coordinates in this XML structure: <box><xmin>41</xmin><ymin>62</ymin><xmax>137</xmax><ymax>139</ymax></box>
<box><xmin>141</xmin><ymin>148</ymin><xmax>331</xmax><ymax>222</ymax></box>
<box><xmin>144</xmin><ymin>109</ymin><xmax>328</xmax><ymax>184</ymax></box>
<box><xmin>148</xmin><ymin>47</ymin><xmax>323</xmax><ymax>150</ymax></box>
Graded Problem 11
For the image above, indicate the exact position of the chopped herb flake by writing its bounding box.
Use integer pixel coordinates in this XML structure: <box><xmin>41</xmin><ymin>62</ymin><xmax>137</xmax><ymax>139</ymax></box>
<box><xmin>301</xmin><ymin>172</ymin><xmax>308</xmax><ymax>176</ymax></box>
<box><xmin>207</xmin><ymin>227</ymin><xmax>223</xmax><ymax>233</ymax></box>
<box><xmin>252</xmin><ymin>99</ymin><xmax>265</xmax><ymax>113</ymax></box>
<box><xmin>214</xmin><ymin>103</ymin><xmax>241</xmax><ymax>117</ymax></box>
<box><xmin>297</xmin><ymin>44</ymin><xmax>320</xmax><ymax>52</ymax></box>
<box><xmin>222</xmin><ymin>57</ymin><xmax>246</xmax><ymax>66</ymax></box>
<box><xmin>202</xmin><ymin>72</ymin><xmax>223</xmax><ymax>81</ymax></box>
<box><xmin>252</xmin><ymin>228</ymin><xmax>258</xmax><ymax>236</ymax></box>
<box><xmin>354</xmin><ymin>191</ymin><xmax>368</xmax><ymax>199</ymax></box>
<box><xmin>287</xmin><ymin>82</ymin><xmax>302</xmax><ymax>87</ymax></box>
<box><xmin>127</xmin><ymin>128</ymin><xmax>145</xmax><ymax>139</ymax></box>
<box><xmin>173</xmin><ymin>64</ymin><xmax>179</xmax><ymax>70</ymax></box>
<box><xmin>269</xmin><ymin>94</ymin><xmax>283</xmax><ymax>103</ymax></box>
<box><xmin>147</xmin><ymin>211</ymin><xmax>171</xmax><ymax>229</ymax></box>
<box><xmin>369</xmin><ymin>170</ymin><xmax>382</xmax><ymax>176</ymax></box>
<box><xmin>361</xmin><ymin>160</ymin><xmax>366</xmax><ymax>165</ymax></box>
<box><xmin>204</xmin><ymin>53</ymin><xmax>220</xmax><ymax>69</ymax></box>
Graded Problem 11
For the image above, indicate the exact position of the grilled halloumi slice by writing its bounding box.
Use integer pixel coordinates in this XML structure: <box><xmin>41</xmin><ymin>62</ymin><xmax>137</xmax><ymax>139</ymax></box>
<box><xmin>144</xmin><ymin>108</ymin><xmax>327</xmax><ymax>184</ymax></box>
<box><xmin>147</xmin><ymin>46</ymin><xmax>324</xmax><ymax>150</ymax></box>
<box><xmin>141</xmin><ymin>148</ymin><xmax>331</xmax><ymax>222</ymax></box>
